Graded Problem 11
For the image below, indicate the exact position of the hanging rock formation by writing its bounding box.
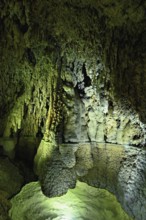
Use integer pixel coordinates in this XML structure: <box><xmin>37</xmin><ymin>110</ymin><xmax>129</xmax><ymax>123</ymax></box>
<box><xmin>0</xmin><ymin>0</ymin><xmax>146</xmax><ymax>220</ymax></box>
<box><xmin>1</xmin><ymin>0</ymin><xmax>146</xmax><ymax>147</ymax></box>
<box><xmin>9</xmin><ymin>181</ymin><xmax>132</xmax><ymax>220</ymax></box>
<box><xmin>39</xmin><ymin>143</ymin><xmax>146</xmax><ymax>220</ymax></box>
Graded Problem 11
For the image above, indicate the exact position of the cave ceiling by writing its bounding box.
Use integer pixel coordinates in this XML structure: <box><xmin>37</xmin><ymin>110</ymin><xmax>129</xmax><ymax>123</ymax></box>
<box><xmin>0</xmin><ymin>1</ymin><xmax>146</xmax><ymax>219</ymax></box>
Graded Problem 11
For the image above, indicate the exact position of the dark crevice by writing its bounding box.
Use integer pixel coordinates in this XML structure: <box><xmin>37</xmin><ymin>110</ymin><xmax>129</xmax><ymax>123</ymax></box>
<box><xmin>25</xmin><ymin>48</ymin><xmax>36</xmax><ymax>66</ymax></box>
<box><xmin>13</xmin><ymin>15</ymin><xmax>29</xmax><ymax>34</ymax></box>
<box><xmin>82</xmin><ymin>63</ymin><xmax>91</xmax><ymax>87</ymax></box>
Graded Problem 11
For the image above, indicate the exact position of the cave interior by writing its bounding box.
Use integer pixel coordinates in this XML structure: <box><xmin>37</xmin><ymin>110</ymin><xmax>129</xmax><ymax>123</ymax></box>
<box><xmin>0</xmin><ymin>0</ymin><xmax>146</xmax><ymax>220</ymax></box>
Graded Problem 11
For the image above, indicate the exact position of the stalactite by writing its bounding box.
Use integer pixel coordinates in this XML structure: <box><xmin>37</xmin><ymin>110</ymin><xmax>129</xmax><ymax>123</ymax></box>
<box><xmin>34</xmin><ymin>60</ymin><xmax>64</xmax><ymax>176</ymax></box>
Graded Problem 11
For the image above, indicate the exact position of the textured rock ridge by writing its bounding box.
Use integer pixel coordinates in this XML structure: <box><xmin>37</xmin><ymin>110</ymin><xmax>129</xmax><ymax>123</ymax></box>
<box><xmin>40</xmin><ymin>143</ymin><xmax>146</xmax><ymax>220</ymax></box>
<box><xmin>0</xmin><ymin>1</ymin><xmax>146</xmax><ymax>220</ymax></box>
<box><xmin>9</xmin><ymin>181</ymin><xmax>132</xmax><ymax>220</ymax></box>
<box><xmin>0</xmin><ymin>0</ymin><xmax>146</xmax><ymax>148</ymax></box>
<box><xmin>0</xmin><ymin>156</ymin><xmax>24</xmax><ymax>220</ymax></box>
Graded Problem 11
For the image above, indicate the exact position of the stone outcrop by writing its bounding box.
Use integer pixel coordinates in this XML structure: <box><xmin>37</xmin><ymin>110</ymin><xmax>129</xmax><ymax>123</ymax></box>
<box><xmin>0</xmin><ymin>156</ymin><xmax>24</xmax><ymax>220</ymax></box>
<box><xmin>40</xmin><ymin>143</ymin><xmax>146</xmax><ymax>220</ymax></box>
<box><xmin>61</xmin><ymin>62</ymin><xmax>146</xmax><ymax>145</ymax></box>
<box><xmin>0</xmin><ymin>190</ymin><xmax>11</xmax><ymax>220</ymax></box>
<box><xmin>0</xmin><ymin>1</ymin><xmax>146</xmax><ymax>220</ymax></box>
<box><xmin>0</xmin><ymin>157</ymin><xmax>24</xmax><ymax>197</ymax></box>
<box><xmin>0</xmin><ymin>0</ymin><xmax>146</xmax><ymax>149</ymax></box>
<box><xmin>9</xmin><ymin>181</ymin><xmax>132</xmax><ymax>220</ymax></box>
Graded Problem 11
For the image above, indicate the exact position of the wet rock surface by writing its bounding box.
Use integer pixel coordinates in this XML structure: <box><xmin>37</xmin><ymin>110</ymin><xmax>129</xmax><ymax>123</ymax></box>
<box><xmin>0</xmin><ymin>157</ymin><xmax>24</xmax><ymax>197</ymax></box>
<box><xmin>9</xmin><ymin>181</ymin><xmax>132</xmax><ymax>220</ymax></box>
<box><xmin>0</xmin><ymin>190</ymin><xmax>11</xmax><ymax>220</ymax></box>
<box><xmin>0</xmin><ymin>1</ymin><xmax>146</xmax><ymax>220</ymax></box>
<box><xmin>0</xmin><ymin>0</ymin><xmax>146</xmax><ymax>147</ymax></box>
<box><xmin>40</xmin><ymin>143</ymin><xmax>146</xmax><ymax>220</ymax></box>
<box><xmin>0</xmin><ymin>156</ymin><xmax>24</xmax><ymax>220</ymax></box>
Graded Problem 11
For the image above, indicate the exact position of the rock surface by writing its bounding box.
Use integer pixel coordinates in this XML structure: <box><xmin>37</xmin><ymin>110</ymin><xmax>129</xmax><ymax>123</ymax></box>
<box><xmin>0</xmin><ymin>0</ymin><xmax>146</xmax><ymax>148</ymax></box>
<box><xmin>9</xmin><ymin>181</ymin><xmax>132</xmax><ymax>220</ymax></box>
<box><xmin>0</xmin><ymin>157</ymin><xmax>24</xmax><ymax>197</ymax></box>
<box><xmin>0</xmin><ymin>1</ymin><xmax>146</xmax><ymax>220</ymax></box>
<box><xmin>0</xmin><ymin>190</ymin><xmax>11</xmax><ymax>220</ymax></box>
<box><xmin>0</xmin><ymin>157</ymin><xmax>24</xmax><ymax>220</ymax></box>
<box><xmin>40</xmin><ymin>143</ymin><xmax>146</xmax><ymax>220</ymax></box>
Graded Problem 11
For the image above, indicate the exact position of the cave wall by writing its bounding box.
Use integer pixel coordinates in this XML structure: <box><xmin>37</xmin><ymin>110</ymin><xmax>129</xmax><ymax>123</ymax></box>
<box><xmin>1</xmin><ymin>0</ymin><xmax>146</xmax><ymax>150</ymax></box>
<box><xmin>1</xmin><ymin>1</ymin><xmax>146</xmax><ymax>220</ymax></box>
<box><xmin>40</xmin><ymin>143</ymin><xmax>146</xmax><ymax>220</ymax></box>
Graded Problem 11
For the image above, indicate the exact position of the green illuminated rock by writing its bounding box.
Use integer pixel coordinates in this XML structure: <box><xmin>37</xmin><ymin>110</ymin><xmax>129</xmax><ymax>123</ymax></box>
<box><xmin>0</xmin><ymin>1</ymin><xmax>146</xmax><ymax>220</ymax></box>
<box><xmin>0</xmin><ymin>0</ymin><xmax>146</xmax><ymax>147</ymax></box>
<box><xmin>0</xmin><ymin>190</ymin><xmax>11</xmax><ymax>220</ymax></box>
<box><xmin>9</xmin><ymin>181</ymin><xmax>132</xmax><ymax>220</ymax></box>
<box><xmin>0</xmin><ymin>157</ymin><xmax>24</xmax><ymax>197</ymax></box>
<box><xmin>0</xmin><ymin>157</ymin><xmax>24</xmax><ymax>220</ymax></box>
<box><xmin>39</xmin><ymin>143</ymin><xmax>146</xmax><ymax>220</ymax></box>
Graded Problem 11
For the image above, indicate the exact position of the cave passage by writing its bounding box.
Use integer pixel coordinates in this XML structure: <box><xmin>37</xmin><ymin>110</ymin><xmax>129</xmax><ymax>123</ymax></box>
<box><xmin>0</xmin><ymin>0</ymin><xmax>146</xmax><ymax>220</ymax></box>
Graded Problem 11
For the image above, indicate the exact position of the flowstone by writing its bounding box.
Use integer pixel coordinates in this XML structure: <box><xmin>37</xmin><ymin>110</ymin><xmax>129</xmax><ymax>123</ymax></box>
<box><xmin>0</xmin><ymin>157</ymin><xmax>24</xmax><ymax>197</ymax></box>
<box><xmin>0</xmin><ymin>157</ymin><xmax>24</xmax><ymax>220</ymax></box>
<box><xmin>40</xmin><ymin>143</ymin><xmax>146</xmax><ymax>220</ymax></box>
<box><xmin>9</xmin><ymin>181</ymin><xmax>132</xmax><ymax>220</ymax></box>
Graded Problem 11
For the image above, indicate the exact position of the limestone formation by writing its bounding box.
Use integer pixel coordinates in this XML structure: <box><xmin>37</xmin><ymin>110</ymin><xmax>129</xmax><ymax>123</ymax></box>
<box><xmin>0</xmin><ymin>1</ymin><xmax>146</xmax><ymax>220</ymax></box>
<box><xmin>0</xmin><ymin>157</ymin><xmax>24</xmax><ymax>220</ymax></box>
<box><xmin>9</xmin><ymin>181</ymin><xmax>132</xmax><ymax>220</ymax></box>
<box><xmin>1</xmin><ymin>0</ymin><xmax>146</xmax><ymax>147</ymax></box>
<box><xmin>0</xmin><ymin>190</ymin><xmax>11</xmax><ymax>220</ymax></box>
<box><xmin>40</xmin><ymin>143</ymin><xmax>146</xmax><ymax>220</ymax></box>
<box><xmin>0</xmin><ymin>157</ymin><xmax>24</xmax><ymax>197</ymax></box>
